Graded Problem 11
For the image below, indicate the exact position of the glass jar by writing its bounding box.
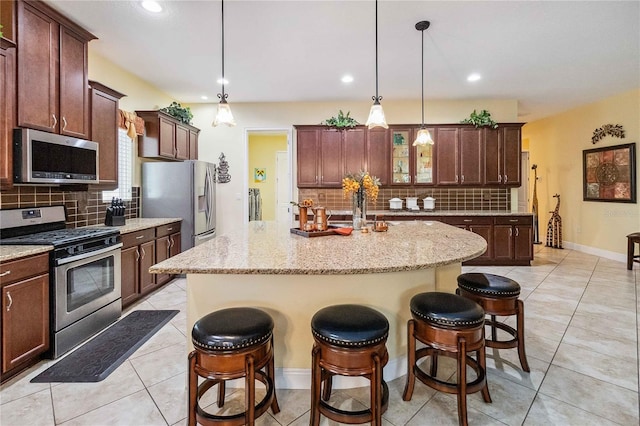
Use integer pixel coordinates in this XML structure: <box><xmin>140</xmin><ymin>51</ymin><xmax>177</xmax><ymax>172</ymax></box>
<box><xmin>352</xmin><ymin>190</ymin><xmax>367</xmax><ymax>230</ymax></box>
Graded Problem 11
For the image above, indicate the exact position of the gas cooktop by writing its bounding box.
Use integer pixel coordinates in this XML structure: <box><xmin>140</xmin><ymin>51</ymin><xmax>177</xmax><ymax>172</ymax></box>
<box><xmin>0</xmin><ymin>227</ymin><xmax>119</xmax><ymax>247</ymax></box>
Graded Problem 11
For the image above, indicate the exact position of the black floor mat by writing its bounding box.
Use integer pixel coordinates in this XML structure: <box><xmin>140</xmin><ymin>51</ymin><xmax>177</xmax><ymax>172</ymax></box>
<box><xmin>31</xmin><ymin>310</ymin><xmax>179</xmax><ymax>383</ymax></box>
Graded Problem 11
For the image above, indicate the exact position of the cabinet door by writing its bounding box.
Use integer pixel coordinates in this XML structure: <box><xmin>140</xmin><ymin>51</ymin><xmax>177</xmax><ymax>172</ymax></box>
<box><xmin>493</xmin><ymin>225</ymin><xmax>514</xmax><ymax>260</ymax></box>
<box><xmin>366</xmin><ymin>128</ymin><xmax>389</xmax><ymax>185</ymax></box>
<box><xmin>415</xmin><ymin>130</ymin><xmax>435</xmax><ymax>185</ymax></box>
<box><xmin>319</xmin><ymin>130</ymin><xmax>342</xmax><ymax>186</ymax></box>
<box><xmin>483</xmin><ymin>128</ymin><xmax>501</xmax><ymax>185</ymax></box>
<box><xmin>468</xmin><ymin>224</ymin><xmax>493</xmax><ymax>260</ymax></box>
<box><xmin>159</xmin><ymin>116</ymin><xmax>176</xmax><ymax>158</ymax></box>
<box><xmin>155</xmin><ymin>236</ymin><xmax>171</xmax><ymax>287</ymax></box>
<box><xmin>514</xmin><ymin>225</ymin><xmax>533</xmax><ymax>260</ymax></box>
<box><xmin>459</xmin><ymin>128</ymin><xmax>483</xmax><ymax>185</ymax></box>
<box><xmin>175</xmin><ymin>124</ymin><xmax>189</xmax><ymax>160</ymax></box>
<box><xmin>90</xmin><ymin>84</ymin><xmax>119</xmax><ymax>187</ymax></box>
<box><xmin>343</xmin><ymin>128</ymin><xmax>366</xmax><ymax>176</ymax></box>
<box><xmin>390</xmin><ymin>128</ymin><xmax>410</xmax><ymax>184</ymax></box>
<box><xmin>296</xmin><ymin>129</ymin><xmax>319</xmax><ymax>187</ymax></box>
<box><xmin>2</xmin><ymin>274</ymin><xmax>49</xmax><ymax>374</ymax></box>
<box><xmin>120</xmin><ymin>246</ymin><xmax>139</xmax><ymax>307</ymax></box>
<box><xmin>17</xmin><ymin>3</ymin><xmax>58</xmax><ymax>132</ymax></box>
<box><xmin>189</xmin><ymin>129</ymin><xmax>199</xmax><ymax>160</ymax></box>
<box><xmin>435</xmin><ymin>127</ymin><xmax>459</xmax><ymax>185</ymax></box>
<box><xmin>0</xmin><ymin>45</ymin><xmax>15</xmax><ymax>189</ymax></box>
<box><xmin>502</xmin><ymin>126</ymin><xmax>522</xmax><ymax>186</ymax></box>
<box><xmin>139</xmin><ymin>240</ymin><xmax>156</xmax><ymax>294</ymax></box>
<box><xmin>59</xmin><ymin>26</ymin><xmax>88</xmax><ymax>138</ymax></box>
<box><xmin>170</xmin><ymin>232</ymin><xmax>182</xmax><ymax>257</ymax></box>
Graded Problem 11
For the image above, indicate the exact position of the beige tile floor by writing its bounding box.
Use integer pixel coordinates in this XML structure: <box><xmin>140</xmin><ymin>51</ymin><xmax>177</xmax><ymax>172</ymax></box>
<box><xmin>1</xmin><ymin>245</ymin><xmax>639</xmax><ymax>425</ymax></box>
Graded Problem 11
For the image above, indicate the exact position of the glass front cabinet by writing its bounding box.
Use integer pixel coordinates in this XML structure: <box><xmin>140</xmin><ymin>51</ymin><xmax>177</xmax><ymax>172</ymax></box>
<box><xmin>390</xmin><ymin>126</ymin><xmax>435</xmax><ymax>185</ymax></box>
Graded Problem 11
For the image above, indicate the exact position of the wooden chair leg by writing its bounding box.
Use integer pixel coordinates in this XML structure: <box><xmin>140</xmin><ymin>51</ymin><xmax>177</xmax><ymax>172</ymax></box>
<box><xmin>490</xmin><ymin>314</ymin><xmax>497</xmax><ymax>341</ymax></box>
<box><xmin>322</xmin><ymin>372</ymin><xmax>333</xmax><ymax>401</ymax></box>
<box><xmin>516</xmin><ymin>299</ymin><xmax>531</xmax><ymax>372</ymax></box>
<box><xmin>245</xmin><ymin>355</ymin><xmax>255</xmax><ymax>426</ymax></box>
<box><xmin>371</xmin><ymin>353</ymin><xmax>382</xmax><ymax>426</ymax></box>
<box><xmin>267</xmin><ymin>343</ymin><xmax>281</xmax><ymax>414</ymax></box>
<box><xmin>217</xmin><ymin>380</ymin><xmax>226</xmax><ymax>407</ymax></box>
<box><xmin>188</xmin><ymin>351</ymin><xmax>197</xmax><ymax>426</ymax></box>
<box><xmin>457</xmin><ymin>337</ymin><xmax>468</xmax><ymax>426</ymax></box>
<box><xmin>310</xmin><ymin>345</ymin><xmax>322</xmax><ymax>426</ymax></box>
<box><xmin>402</xmin><ymin>320</ymin><xmax>416</xmax><ymax>401</ymax></box>
<box><xmin>477</xmin><ymin>345</ymin><xmax>492</xmax><ymax>403</ymax></box>
<box><xmin>628</xmin><ymin>237</ymin><xmax>634</xmax><ymax>270</ymax></box>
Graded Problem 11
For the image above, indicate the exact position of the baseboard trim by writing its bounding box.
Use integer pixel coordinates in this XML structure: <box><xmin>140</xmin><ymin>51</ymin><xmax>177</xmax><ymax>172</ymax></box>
<box><xmin>562</xmin><ymin>241</ymin><xmax>627</xmax><ymax>263</ymax></box>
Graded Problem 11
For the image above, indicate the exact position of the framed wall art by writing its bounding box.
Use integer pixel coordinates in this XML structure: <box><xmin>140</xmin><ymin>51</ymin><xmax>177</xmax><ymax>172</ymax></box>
<box><xmin>583</xmin><ymin>142</ymin><xmax>636</xmax><ymax>203</ymax></box>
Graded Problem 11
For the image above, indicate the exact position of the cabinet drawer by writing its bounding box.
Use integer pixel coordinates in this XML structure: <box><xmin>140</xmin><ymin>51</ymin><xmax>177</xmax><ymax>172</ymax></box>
<box><xmin>443</xmin><ymin>216</ymin><xmax>493</xmax><ymax>225</ymax></box>
<box><xmin>495</xmin><ymin>216</ymin><xmax>533</xmax><ymax>226</ymax></box>
<box><xmin>156</xmin><ymin>222</ymin><xmax>181</xmax><ymax>238</ymax></box>
<box><xmin>121</xmin><ymin>228</ymin><xmax>156</xmax><ymax>248</ymax></box>
<box><xmin>0</xmin><ymin>253</ymin><xmax>49</xmax><ymax>286</ymax></box>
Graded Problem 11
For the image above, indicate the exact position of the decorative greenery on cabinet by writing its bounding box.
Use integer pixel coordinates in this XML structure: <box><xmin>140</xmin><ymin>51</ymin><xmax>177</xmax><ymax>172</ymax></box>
<box><xmin>322</xmin><ymin>110</ymin><xmax>359</xmax><ymax>129</ymax></box>
<box><xmin>160</xmin><ymin>102</ymin><xmax>193</xmax><ymax>125</ymax></box>
<box><xmin>460</xmin><ymin>109</ymin><xmax>498</xmax><ymax>129</ymax></box>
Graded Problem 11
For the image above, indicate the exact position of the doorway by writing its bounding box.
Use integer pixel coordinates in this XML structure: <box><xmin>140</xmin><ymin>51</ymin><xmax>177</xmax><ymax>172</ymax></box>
<box><xmin>518</xmin><ymin>151</ymin><xmax>530</xmax><ymax>212</ymax></box>
<box><xmin>245</xmin><ymin>130</ymin><xmax>291</xmax><ymax>224</ymax></box>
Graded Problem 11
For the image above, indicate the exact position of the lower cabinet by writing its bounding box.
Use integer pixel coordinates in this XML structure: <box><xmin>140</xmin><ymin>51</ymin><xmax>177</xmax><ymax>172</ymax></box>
<box><xmin>493</xmin><ymin>216</ymin><xmax>533</xmax><ymax>264</ymax></box>
<box><xmin>1</xmin><ymin>253</ymin><xmax>49</xmax><ymax>380</ymax></box>
<box><xmin>442</xmin><ymin>216</ymin><xmax>493</xmax><ymax>262</ymax></box>
<box><xmin>121</xmin><ymin>222</ymin><xmax>182</xmax><ymax>308</ymax></box>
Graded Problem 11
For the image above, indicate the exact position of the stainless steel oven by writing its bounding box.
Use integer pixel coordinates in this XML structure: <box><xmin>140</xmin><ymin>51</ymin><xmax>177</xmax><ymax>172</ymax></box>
<box><xmin>0</xmin><ymin>206</ymin><xmax>123</xmax><ymax>358</ymax></box>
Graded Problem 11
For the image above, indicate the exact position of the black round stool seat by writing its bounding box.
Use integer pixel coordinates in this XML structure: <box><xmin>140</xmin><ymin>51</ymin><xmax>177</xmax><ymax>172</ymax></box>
<box><xmin>410</xmin><ymin>292</ymin><xmax>484</xmax><ymax>328</ymax></box>
<box><xmin>457</xmin><ymin>273</ymin><xmax>520</xmax><ymax>297</ymax></box>
<box><xmin>192</xmin><ymin>307</ymin><xmax>273</xmax><ymax>351</ymax></box>
<box><xmin>311</xmin><ymin>304</ymin><xmax>389</xmax><ymax>347</ymax></box>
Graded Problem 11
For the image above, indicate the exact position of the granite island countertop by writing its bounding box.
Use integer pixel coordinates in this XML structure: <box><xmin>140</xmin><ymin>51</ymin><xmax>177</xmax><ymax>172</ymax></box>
<box><xmin>328</xmin><ymin>209</ymin><xmax>534</xmax><ymax>217</ymax></box>
<box><xmin>0</xmin><ymin>218</ymin><xmax>182</xmax><ymax>262</ymax></box>
<box><xmin>150</xmin><ymin>220</ymin><xmax>487</xmax><ymax>275</ymax></box>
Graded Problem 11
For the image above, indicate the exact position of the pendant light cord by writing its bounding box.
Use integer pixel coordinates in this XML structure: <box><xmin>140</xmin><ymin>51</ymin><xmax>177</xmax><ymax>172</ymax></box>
<box><xmin>219</xmin><ymin>0</ymin><xmax>227</xmax><ymax>100</ymax></box>
<box><xmin>421</xmin><ymin>27</ymin><xmax>424</xmax><ymax>128</ymax></box>
<box><xmin>374</xmin><ymin>0</ymin><xmax>379</xmax><ymax>102</ymax></box>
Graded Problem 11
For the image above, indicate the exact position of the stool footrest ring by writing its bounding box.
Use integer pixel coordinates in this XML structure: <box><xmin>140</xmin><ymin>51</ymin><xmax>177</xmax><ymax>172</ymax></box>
<box><xmin>414</xmin><ymin>348</ymin><xmax>487</xmax><ymax>395</ymax></box>
<box><xmin>318</xmin><ymin>380</ymin><xmax>389</xmax><ymax>425</ymax></box>
<box><xmin>486</xmin><ymin>320</ymin><xmax>518</xmax><ymax>349</ymax></box>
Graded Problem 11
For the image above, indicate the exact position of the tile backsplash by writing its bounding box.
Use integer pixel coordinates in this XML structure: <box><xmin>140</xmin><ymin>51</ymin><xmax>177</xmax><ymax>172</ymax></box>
<box><xmin>0</xmin><ymin>187</ymin><xmax>140</xmax><ymax>228</ymax></box>
<box><xmin>298</xmin><ymin>187</ymin><xmax>510</xmax><ymax>212</ymax></box>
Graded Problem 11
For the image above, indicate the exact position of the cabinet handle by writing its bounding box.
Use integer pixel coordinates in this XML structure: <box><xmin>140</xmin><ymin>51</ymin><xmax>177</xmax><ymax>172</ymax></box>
<box><xmin>135</xmin><ymin>249</ymin><xmax>140</xmax><ymax>262</ymax></box>
<box><xmin>0</xmin><ymin>270</ymin><xmax>11</xmax><ymax>277</ymax></box>
<box><xmin>498</xmin><ymin>175</ymin><xmax>502</xmax><ymax>183</ymax></box>
<box><xmin>140</xmin><ymin>247</ymin><xmax>146</xmax><ymax>260</ymax></box>
<box><xmin>455</xmin><ymin>175</ymin><xmax>458</xmax><ymax>183</ymax></box>
<box><xmin>509</xmin><ymin>228</ymin><xmax>512</xmax><ymax>237</ymax></box>
<box><xmin>461</xmin><ymin>175</ymin><xmax>465</xmax><ymax>183</ymax></box>
<box><xmin>136</xmin><ymin>235</ymin><xmax>145</xmax><ymax>240</ymax></box>
<box><xmin>463</xmin><ymin>219</ymin><xmax>473</xmax><ymax>222</ymax></box>
<box><xmin>509</xmin><ymin>219</ymin><xmax>518</xmax><ymax>222</ymax></box>
<box><xmin>504</xmin><ymin>174</ymin><xmax>508</xmax><ymax>183</ymax></box>
<box><xmin>166</xmin><ymin>227</ymin><xmax>173</xmax><ymax>232</ymax></box>
<box><xmin>516</xmin><ymin>228</ymin><xmax>519</xmax><ymax>237</ymax></box>
<box><xmin>62</xmin><ymin>116</ymin><xmax>68</xmax><ymax>131</ymax></box>
<box><xmin>51</xmin><ymin>114</ymin><xmax>57</xmax><ymax>129</ymax></box>
<box><xmin>469</xmin><ymin>227</ymin><xmax>473</xmax><ymax>232</ymax></box>
<box><xmin>6</xmin><ymin>292</ymin><xmax>12</xmax><ymax>311</ymax></box>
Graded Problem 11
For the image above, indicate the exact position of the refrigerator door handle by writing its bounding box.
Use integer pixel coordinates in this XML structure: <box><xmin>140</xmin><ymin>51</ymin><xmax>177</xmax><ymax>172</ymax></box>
<box><xmin>204</xmin><ymin>167</ymin><xmax>211</xmax><ymax>226</ymax></box>
<box><xmin>206</xmin><ymin>165</ymin><xmax>215</xmax><ymax>229</ymax></box>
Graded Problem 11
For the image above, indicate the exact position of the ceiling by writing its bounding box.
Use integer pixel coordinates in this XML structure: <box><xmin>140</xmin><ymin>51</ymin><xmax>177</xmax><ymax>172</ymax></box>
<box><xmin>45</xmin><ymin>0</ymin><xmax>639</xmax><ymax>122</ymax></box>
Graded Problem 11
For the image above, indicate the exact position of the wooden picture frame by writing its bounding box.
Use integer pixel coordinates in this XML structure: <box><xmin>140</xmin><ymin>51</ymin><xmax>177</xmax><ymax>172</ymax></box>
<box><xmin>583</xmin><ymin>142</ymin><xmax>636</xmax><ymax>203</ymax></box>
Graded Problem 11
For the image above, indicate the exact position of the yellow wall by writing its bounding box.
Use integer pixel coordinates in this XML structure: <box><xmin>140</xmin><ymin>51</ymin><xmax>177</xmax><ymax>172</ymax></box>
<box><xmin>248</xmin><ymin>134</ymin><xmax>288</xmax><ymax>221</ymax></box>
<box><xmin>523</xmin><ymin>89</ymin><xmax>640</xmax><ymax>257</ymax></box>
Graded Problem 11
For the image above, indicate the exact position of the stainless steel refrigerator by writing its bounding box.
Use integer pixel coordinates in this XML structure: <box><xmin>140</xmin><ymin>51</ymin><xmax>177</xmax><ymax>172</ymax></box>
<box><xmin>142</xmin><ymin>160</ymin><xmax>216</xmax><ymax>250</ymax></box>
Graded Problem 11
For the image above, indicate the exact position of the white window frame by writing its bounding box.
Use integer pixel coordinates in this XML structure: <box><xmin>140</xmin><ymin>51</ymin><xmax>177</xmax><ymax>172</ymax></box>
<box><xmin>102</xmin><ymin>128</ymin><xmax>133</xmax><ymax>202</ymax></box>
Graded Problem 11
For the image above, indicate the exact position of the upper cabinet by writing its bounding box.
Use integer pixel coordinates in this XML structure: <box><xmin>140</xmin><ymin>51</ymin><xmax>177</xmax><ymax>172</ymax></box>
<box><xmin>89</xmin><ymin>81</ymin><xmax>125</xmax><ymax>188</ymax></box>
<box><xmin>16</xmin><ymin>0</ymin><xmax>95</xmax><ymax>138</ymax></box>
<box><xmin>295</xmin><ymin>123</ymin><xmax>523</xmax><ymax>189</ymax></box>
<box><xmin>0</xmin><ymin>44</ymin><xmax>16</xmax><ymax>190</ymax></box>
<box><xmin>136</xmin><ymin>110</ymin><xmax>200</xmax><ymax>161</ymax></box>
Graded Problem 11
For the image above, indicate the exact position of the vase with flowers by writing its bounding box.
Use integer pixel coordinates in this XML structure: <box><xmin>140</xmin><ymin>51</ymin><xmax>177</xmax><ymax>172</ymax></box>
<box><xmin>342</xmin><ymin>171</ymin><xmax>380</xmax><ymax>230</ymax></box>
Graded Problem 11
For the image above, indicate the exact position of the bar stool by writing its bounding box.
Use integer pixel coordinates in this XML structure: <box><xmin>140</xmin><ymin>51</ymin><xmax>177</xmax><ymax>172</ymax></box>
<box><xmin>456</xmin><ymin>272</ymin><xmax>530</xmax><ymax>372</ymax></box>
<box><xmin>188</xmin><ymin>307</ymin><xmax>280</xmax><ymax>426</ymax></box>
<box><xmin>627</xmin><ymin>232</ymin><xmax>640</xmax><ymax>270</ymax></box>
<box><xmin>403</xmin><ymin>292</ymin><xmax>491</xmax><ymax>426</ymax></box>
<box><xmin>310</xmin><ymin>304</ymin><xmax>389</xmax><ymax>425</ymax></box>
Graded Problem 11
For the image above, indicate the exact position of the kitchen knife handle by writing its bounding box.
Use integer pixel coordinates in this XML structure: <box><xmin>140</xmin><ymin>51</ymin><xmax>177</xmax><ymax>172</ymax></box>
<box><xmin>6</xmin><ymin>292</ymin><xmax>12</xmax><ymax>311</ymax></box>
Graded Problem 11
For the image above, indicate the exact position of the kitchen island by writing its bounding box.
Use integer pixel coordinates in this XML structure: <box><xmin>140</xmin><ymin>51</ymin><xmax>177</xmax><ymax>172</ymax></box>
<box><xmin>150</xmin><ymin>220</ymin><xmax>486</xmax><ymax>388</ymax></box>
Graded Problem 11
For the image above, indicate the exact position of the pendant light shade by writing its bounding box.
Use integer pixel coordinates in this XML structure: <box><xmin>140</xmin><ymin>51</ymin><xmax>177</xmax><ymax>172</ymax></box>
<box><xmin>213</xmin><ymin>0</ymin><xmax>236</xmax><ymax>127</ymax></box>
<box><xmin>413</xmin><ymin>20</ymin><xmax>433</xmax><ymax>146</ymax></box>
<box><xmin>365</xmin><ymin>0</ymin><xmax>388</xmax><ymax>130</ymax></box>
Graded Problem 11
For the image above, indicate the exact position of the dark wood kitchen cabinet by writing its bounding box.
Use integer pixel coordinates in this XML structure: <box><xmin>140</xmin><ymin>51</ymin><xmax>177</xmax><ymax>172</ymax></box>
<box><xmin>493</xmin><ymin>216</ymin><xmax>533</xmax><ymax>264</ymax></box>
<box><xmin>296</xmin><ymin>127</ymin><xmax>320</xmax><ymax>187</ymax></box>
<box><xmin>120</xmin><ymin>227</ymin><xmax>156</xmax><ymax>307</ymax></box>
<box><xmin>16</xmin><ymin>0</ymin><xmax>95</xmax><ymax>138</ymax></box>
<box><xmin>443</xmin><ymin>216</ymin><xmax>493</xmax><ymax>262</ymax></box>
<box><xmin>484</xmin><ymin>124</ymin><xmax>523</xmax><ymax>186</ymax></box>
<box><xmin>1</xmin><ymin>253</ymin><xmax>49</xmax><ymax>381</ymax></box>
<box><xmin>136</xmin><ymin>110</ymin><xmax>200</xmax><ymax>160</ymax></box>
<box><xmin>89</xmin><ymin>81</ymin><xmax>126</xmax><ymax>188</ymax></box>
<box><xmin>0</xmin><ymin>42</ymin><xmax>16</xmax><ymax>190</ymax></box>
<box><xmin>435</xmin><ymin>127</ymin><xmax>460</xmax><ymax>185</ymax></box>
<box><xmin>390</xmin><ymin>126</ymin><xmax>435</xmax><ymax>186</ymax></box>
<box><xmin>366</xmin><ymin>128</ymin><xmax>389</xmax><ymax>185</ymax></box>
<box><xmin>155</xmin><ymin>222</ymin><xmax>182</xmax><ymax>287</ymax></box>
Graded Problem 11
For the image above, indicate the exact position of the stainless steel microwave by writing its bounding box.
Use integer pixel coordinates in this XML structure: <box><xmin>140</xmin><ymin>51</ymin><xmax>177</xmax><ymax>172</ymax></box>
<box><xmin>13</xmin><ymin>128</ymin><xmax>99</xmax><ymax>185</ymax></box>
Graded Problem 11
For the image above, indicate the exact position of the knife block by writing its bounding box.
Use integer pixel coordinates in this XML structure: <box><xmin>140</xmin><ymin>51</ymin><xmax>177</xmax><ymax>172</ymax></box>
<box><xmin>105</xmin><ymin>209</ymin><xmax>126</xmax><ymax>226</ymax></box>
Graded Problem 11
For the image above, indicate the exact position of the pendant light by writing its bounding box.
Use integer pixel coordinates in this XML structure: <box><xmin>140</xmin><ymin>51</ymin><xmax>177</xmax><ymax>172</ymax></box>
<box><xmin>413</xmin><ymin>20</ymin><xmax>434</xmax><ymax>146</ymax></box>
<box><xmin>213</xmin><ymin>0</ymin><xmax>236</xmax><ymax>127</ymax></box>
<box><xmin>365</xmin><ymin>0</ymin><xmax>388</xmax><ymax>129</ymax></box>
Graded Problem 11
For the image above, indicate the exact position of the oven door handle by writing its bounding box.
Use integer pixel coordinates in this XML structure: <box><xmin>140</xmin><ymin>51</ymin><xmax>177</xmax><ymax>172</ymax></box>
<box><xmin>55</xmin><ymin>243</ymin><xmax>123</xmax><ymax>266</ymax></box>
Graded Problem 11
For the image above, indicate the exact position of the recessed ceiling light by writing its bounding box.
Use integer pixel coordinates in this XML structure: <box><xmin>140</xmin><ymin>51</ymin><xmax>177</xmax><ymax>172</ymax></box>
<box><xmin>141</xmin><ymin>1</ymin><xmax>162</xmax><ymax>13</ymax></box>
<box><xmin>341</xmin><ymin>75</ymin><xmax>354</xmax><ymax>83</ymax></box>
<box><xmin>201</xmin><ymin>95</ymin><xmax>209</xmax><ymax>100</ymax></box>
<box><xmin>467</xmin><ymin>73</ymin><xmax>481</xmax><ymax>82</ymax></box>
<box><xmin>217</xmin><ymin>78</ymin><xmax>229</xmax><ymax>85</ymax></box>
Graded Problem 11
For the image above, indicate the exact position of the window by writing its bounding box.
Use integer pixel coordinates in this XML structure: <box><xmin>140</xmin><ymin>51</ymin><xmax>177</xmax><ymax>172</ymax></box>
<box><xmin>102</xmin><ymin>128</ymin><xmax>133</xmax><ymax>202</ymax></box>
